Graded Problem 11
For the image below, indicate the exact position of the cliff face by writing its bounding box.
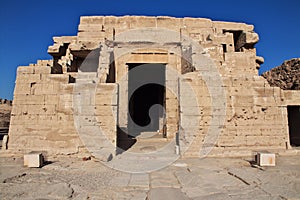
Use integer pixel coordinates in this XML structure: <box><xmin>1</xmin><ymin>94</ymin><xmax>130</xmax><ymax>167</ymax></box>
<box><xmin>0</xmin><ymin>99</ymin><xmax>12</xmax><ymax>130</ymax></box>
<box><xmin>262</xmin><ymin>58</ymin><xmax>300</xmax><ymax>90</ymax></box>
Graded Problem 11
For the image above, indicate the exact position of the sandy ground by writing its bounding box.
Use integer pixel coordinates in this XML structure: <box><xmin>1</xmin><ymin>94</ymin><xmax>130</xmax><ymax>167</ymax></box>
<box><xmin>0</xmin><ymin>153</ymin><xmax>299</xmax><ymax>200</ymax></box>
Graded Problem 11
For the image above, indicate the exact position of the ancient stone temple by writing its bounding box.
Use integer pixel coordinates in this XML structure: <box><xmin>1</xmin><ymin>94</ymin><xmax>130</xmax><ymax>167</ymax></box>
<box><xmin>7</xmin><ymin>16</ymin><xmax>300</xmax><ymax>159</ymax></box>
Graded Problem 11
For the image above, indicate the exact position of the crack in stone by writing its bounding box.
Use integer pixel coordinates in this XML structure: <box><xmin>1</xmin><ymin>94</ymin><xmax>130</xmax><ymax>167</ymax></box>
<box><xmin>2</xmin><ymin>173</ymin><xmax>27</xmax><ymax>183</ymax></box>
<box><xmin>227</xmin><ymin>171</ymin><xmax>250</xmax><ymax>185</ymax></box>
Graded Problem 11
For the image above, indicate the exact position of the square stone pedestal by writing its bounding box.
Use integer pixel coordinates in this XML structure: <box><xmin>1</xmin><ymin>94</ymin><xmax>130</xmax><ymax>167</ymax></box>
<box><xmin>256</xmin><ymin>152</ymin><xmax>276</xmax><ymax>166</ymax></box>
<box><xmin>24</xmin><ymin>153</ymin><xmax>43</xmax><ymax>168</ymax></box>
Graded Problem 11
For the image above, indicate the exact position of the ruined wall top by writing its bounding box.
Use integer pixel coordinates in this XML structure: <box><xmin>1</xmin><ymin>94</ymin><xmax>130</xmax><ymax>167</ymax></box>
<box><xmin>48</xmin><ymin>15</ymin><xmax>258</xmax><ymax>52</ymax></box>
<box><xmin>78</xmin><ymin>16</ymin><xmax>254</xmax><ymax>31</ymax></box>
<box><xmin>0</xmin><ymin>98</ymin><xmax>12</xmax><ymax>106</ymax></box>
<box><xmin>46</xmin><ymin>15</ymin><xmax>262</xmax><ymax>76</ymax></box>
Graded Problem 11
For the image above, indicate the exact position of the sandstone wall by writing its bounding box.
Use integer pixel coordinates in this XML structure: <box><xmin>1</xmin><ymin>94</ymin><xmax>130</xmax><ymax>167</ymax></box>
<box><xmin>8</xmin><ymin>16</ymin><xmax>300</xmax><ymax>157</ymax></box>
<box><xmin>9</xmin><ymin>62</ymin><xmax>84</xmax><ymax>154</ymax></box>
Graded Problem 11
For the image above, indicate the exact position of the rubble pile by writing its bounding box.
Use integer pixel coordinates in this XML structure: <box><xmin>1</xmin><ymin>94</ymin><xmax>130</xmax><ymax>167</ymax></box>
<box><xmin>262</xmin><ymin>58</ymin><xmax>300</xmax><ymax>90</ymax></box>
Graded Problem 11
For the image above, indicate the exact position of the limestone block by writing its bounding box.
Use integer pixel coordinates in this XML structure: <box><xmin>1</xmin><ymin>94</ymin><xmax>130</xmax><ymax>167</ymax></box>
<box><xmin>213</xmin><ymin>33</ymin><xmax>234</xmax><ymax>45</ymax></box>
<box><xmin>96</xmin><ymin>84</ymin><xmax>118</xmax><ymax>94</ymax></box>
<box><xmin>13</xmin><ymin>95</ymin><xmax>45</xmax><ymax>105</ymax></box>
<box><xmin>16</xmin><ymin>74</ymin><xmax>41</xmax><ymax>84</ymax></box>
<box><xmin>48</xmin><ymin>74</ymin><xmax>69</xmax><ymax>84</ymax></box>
<box><xmin>78</xmin><ymin>31</ymin><xmax>106</xmax><ymax>40</ymax></box>
<box><xmin>78</xmin><ymin>24</ymin><xmax>104</xmax><ymax>32</ymax></box>
<box><xmin>283</xmin><ymin>91</ymin><xmax>300</xmax><ymax>105</ymax></box>
<box><xmin>24</xmin><ymin>153</ymin><xmax>43</xmax><ymax>168</ymax></box>
<box><xmin>196</xmin><ymin>96</ymin><xmax>212</xmax><ymax>106</ymax></box>
<box><xmin>130</xmin><ymin>16</ymin><xmax>156</xmax><ymax>28</ymax></box>
<box><xmin>14</xmin><ymin>83</ymin><xmax>31</xmax><ymax>95</ymax></box>
<box><xmin>104</xmin><ymin>16</ymin><xmax>121</xmax><ymax>27</ymax></box>
<box><xmin>96</xmin><ymin>116</ymin><xmax>117</xmax><ymax>127</ymax></box>
<box><xmin>256</xmin><ymin>152</ymin><xmax>275</xmax><ymax>166</ymax></box>
<box><xmin>57</xmin><ymin>102</ymin><xmax>73</xmax><ymax>116</ymax></box>
<box><xmin>253</xmin><ymin>86</ymin><xmax>279</xmax><ymax>97</ymax></box>
<box><xmin>17</xmin><ymin>66</ymin><xmax>34</xmax><ymax>75</ymax></box>
<box><xmin>225</xmin><ymin>52</ymin><xmax>256</xmax><ymax>74</ymax></box>
<box><xmin>246</xmin><ymin>135</ymin><xmax>284</xmax><ymax>146</ymax></box>
<box><xmin>200</xmin><ymin>115</ymin><xmax>212</xmax><ymax>126</ymax></box>
<box><xmin>157</xmin><ymin>16</ymin><xmax>182</xmax><ymax>31</ymax></box>
<box><xmin>127</xmin><ymin>53</ymin><xmax>168</xmax><ymax>64</ymax></box>
<box><xmin>227</xmin><ymin>87</ymin><xmax>248</xmax><ymax>97</ymax></box>
<box><xmin>213</xmin><ymin>21</ymin><xmax>253</xmax><ymax>32</ymax></box>
<box><xmin>34</xmin><ymin>66</ymin><xmax>51</xmax><ymax>74</ymax></box>
<box><xmin>59</xmin><ymin>84</ymin><xmax>75</xmax><ymax>95</ymax></box>
<box><xmin>183</xmin><ymin>17</ymin><xmax>212</xmax><ymax>28</ymax></box>
<box><xmin>73</xmin><ymin>105</ymin><xmax>94</xmax><ymax>116</ymax></box>
<box><xmin>11</xmin><ymin>105</ymin><xmax>25</xmax><ymax>116</ymax></box>
<box><xmin>181</xmin><ymin>115</ymin><xmax>201</xmax><ymax>128</ymax></box>
<box><xmin>57</xmin><ymin>113</ymin><xmax>73</xmax><ymax>122</ymax></box>
<box><xmin>234</xmin><ymin>95</ymin><xmax>254</xmax><ymax>105</ymax></box>
<box><xmin>52</xmin><ymin>36</ymin><xmax>77</xmax><ymax>44</ymax></box>
<box><xmin>166</xmin><ymin>98</ymin><xmax>178</xmax><ymax>107</ymax></box>
<box><xmin>36</xmin><ymin>59</ymin><xmax>53</xmax><ymax>66</ymax></box>
<box><xmin>44</xmin><ymin>95</ymin><xmax>59</xmax><ymax>105</ymax></box>
<box><xmin>217</xmin><ymin>135</ymin><xmax>247</xmax><ymax>147</ymax></box>
<box><xmin>27</xmin><ymin>105</ymin><xmax>56</xmax><ymax>115</ymax></box>
<box><xmin>94</xmin><ymin>105</ymin><xmax>117</xmax><ymax>116</ymax></box>
<box><xmin>48</xmin><ymin>43</ymin><xmax>62</xmax><ymax>54</ymax></box>
<box><xmin>245</xmin><ymin>32</ymin><xmax>259</xmax><ymax>44</ymax></box>
<box><xmin>2</xmin><ymin>135</ymin><xmax>8</xmax><ymax>150</ymax></box>
<box><xmin>95</xmin><ymin>94</ymin><xmax>117</xmax><ymax>106</ymax></box>
<box><xmin>253</xmin><ymin>97</ymin><xmax>277</xmax><ymax>107</ymax></box>
<box><xmin>80</xmin><ymin>16</ymin><xmax>104</xmax><ymax>25</ymax></box>
<box><xmin>35</xmin><ymin>83</ymin><xmax>60</xmax><ymax>95</ymax></box>
<box><xmin>182</xmin><ymin>78</ymin><xmax>206</xmax><ymax>87</ymax></box>
<box><xmin>180</xmin><ymin>93</ymin><xmax>200</xmax><ymax>106</ymax></box>
<box><xmin>180</xmin><ymin>104</ymin><xmax>202</xmax><ymax>116</ymax></box>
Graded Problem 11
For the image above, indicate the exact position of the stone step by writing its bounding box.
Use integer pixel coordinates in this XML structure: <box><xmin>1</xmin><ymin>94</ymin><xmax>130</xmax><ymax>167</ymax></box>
<box><xmin>126</xmin><ymin>133</ymin><xmax>171</xmax><ymax>153</ymax></box>
<box><xmin>135</xmin><ymin>132</ymin><xmax>166</xmax><ymax>141</ymax></box>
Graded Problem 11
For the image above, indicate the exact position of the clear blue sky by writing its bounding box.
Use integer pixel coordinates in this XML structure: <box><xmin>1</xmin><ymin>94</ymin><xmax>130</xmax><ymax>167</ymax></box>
<box><xmin>0</xmin><ymin>0</ymin><xmax>299</xmax><ymax>100</ymax></box>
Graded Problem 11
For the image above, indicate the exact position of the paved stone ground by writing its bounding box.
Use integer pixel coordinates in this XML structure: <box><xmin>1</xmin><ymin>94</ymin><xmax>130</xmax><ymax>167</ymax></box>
<box><xmin>0</xmin><ymin>153</ymin><xmax>299</xmax><ymax>200</ymax></box>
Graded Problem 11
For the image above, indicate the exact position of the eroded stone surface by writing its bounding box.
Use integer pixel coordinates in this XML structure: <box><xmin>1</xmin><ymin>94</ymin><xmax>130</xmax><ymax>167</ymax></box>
<box><xmin>0</xmin><ymin>155</ymin><xmax>299</xmax><ymax>200</ymax></box>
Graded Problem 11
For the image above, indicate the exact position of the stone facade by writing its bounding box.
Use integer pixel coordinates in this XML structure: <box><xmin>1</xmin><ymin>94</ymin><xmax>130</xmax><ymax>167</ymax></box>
<box><xmin>7</xmin><ymin>16</ymin><xmax>300</xmax><ymax>157</ymax></box>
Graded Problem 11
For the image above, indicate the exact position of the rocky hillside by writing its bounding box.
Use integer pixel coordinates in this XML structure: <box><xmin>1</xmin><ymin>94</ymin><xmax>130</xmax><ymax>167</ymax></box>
<box><xmin>0</xmin><ymin>98</ymin><xmax>12</xmax><ymax>130</ymax></box>
<box><xmin>262</xmin><ymin>58</ymin><xmax>300</xmax><ymax>90</ymax></box>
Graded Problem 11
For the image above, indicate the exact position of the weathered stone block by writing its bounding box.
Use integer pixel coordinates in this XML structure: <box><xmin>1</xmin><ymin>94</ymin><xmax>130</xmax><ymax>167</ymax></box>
<box><xmin>34</xmin><ymin>66</ymin><xmax>51</xmax><ymax>74</ymax></box>
<box><xmin>17</xmin><ymin>66</ymin><xmax>34</xmax><ymax>75</ymax></box>
<box><xmin>183</xmin><ymin>17</ymin><xmax>212</xmax><ymax>28</ymax></box>
<box><xmin>24</xmin><ymin>153</ymin><xmax>43</xmax><ymax>168</ymax></box>
<box><xmin>157</xmin><ymin>16</ymin><xmax>182</xmax><ymax>31</ymax></box>
<box><xmin>14</xmin><ymin>83</ymin><xmax>31</xmax><ymax>95</ymax></box>
<box><xmin>256</xmin><ymin>152</ymin><xmax>275</xmax><ymax>166</ymax></box>
<box><xmin>16</xmin><ymin>74</ymin><xmax>41</xmax><ymax>84</ymax></box>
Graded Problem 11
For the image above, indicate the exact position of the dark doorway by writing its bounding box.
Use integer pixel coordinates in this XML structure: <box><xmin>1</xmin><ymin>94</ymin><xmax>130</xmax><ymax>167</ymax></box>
<box><xmin>288</xmin><ymin>106</ymin><xmax>300</xmax><ymax>146</ymax></box>
<box><xmin>128</xmin><ymin>63</ymin><xmax>166</xmax><ymax>137</ymax></box>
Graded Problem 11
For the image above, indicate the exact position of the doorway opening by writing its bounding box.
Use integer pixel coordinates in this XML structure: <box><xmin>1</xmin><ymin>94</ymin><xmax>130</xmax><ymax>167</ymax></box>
<box><xmin>128</xmin><ymin>63</ymin><xmax>166</xmax><ymax>137</ymax></box>
<box><xmin>287</xmin><ymin>106</ymin><xmax>300</xmax><ymax>147</ymax></box>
